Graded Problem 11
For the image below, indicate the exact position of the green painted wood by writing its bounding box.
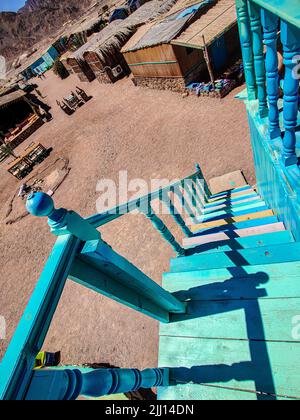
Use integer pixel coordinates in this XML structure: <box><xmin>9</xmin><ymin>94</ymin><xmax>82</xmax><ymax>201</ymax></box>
<box><xmin>184</xmin><ymin>231</ymin><xmax>294</xmax><ymax>254</ymax></box>
<box><xmin>158</xmin><ymin>336</ymin><xmax>300</xmax><ymax>398</ymax></box>
<box><xmin>161</xmin><ymin>298</ymin><xmax>300</xmax><ymax>341</ymax></box>
<box><xmin>196</xmin><ymin>202</ymin><xmax>268</xmax><ymax>222</ymax></box>
<box><xmin>252</xmin><ymin>0</ymin><xmax>300</xmax><ymax>29</ymax></box>
<box><xmin>183</xmin><ymin>221</ymin><xmax>286</xmax><ymax>248</ymax></box>
<box><xmin>158</xmin><ymin>384</ymin><xmax>295</xmax><ymax>400</ymax></box>
<box><xmin>209</xmin><ymin>185</ymin><xmax>253</xmax><ymax>200</ymax></box>
<box><xmin>205</xmin><ymin>192</ymin><xmax>259</xmax><ymax>207</ymax></box>
<box><xmin>163</xmin><ymin>265</ymin><xmax>300</xmax><ymax>300</ymax></box>
<box><xmin>0</xmin><ymin>235</ymin><xmax>81</xmax><ymax>400</ymax></box>
<box><xmin>190</xmin><ymin>210</ymin><xmax>274</xmax><ymax>232</ymax></box>
<box><xmin>193</xmin><ymin>215</ymin><xmax>279</xmax><ymax>235</ymax></box>
<box><xmin>87</xmin><ymin>168</ymin><xmax>203</xmax><ymax>228</ymax></box>
<box><xmin>203</xmin><ymin>197</ymin><xmax>264</xmax><ymax>213</ymax></box>
<box><xmin>170</xmin><ymin>242</ymin><xmax>300</xmax><ymax>272</ymax></box>
<box><xmin>165</xmin><ymin>260</ymin><xmax>300</xmax><ymax>283</ymax></box>
<box><xmin>69</xmin><ymin>239</ymin><xmax>186</xmax><ymax>323</ymax></box>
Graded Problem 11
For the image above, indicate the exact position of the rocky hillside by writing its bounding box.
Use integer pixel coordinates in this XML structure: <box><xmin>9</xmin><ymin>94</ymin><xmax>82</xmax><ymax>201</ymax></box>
<box><xmin>0</xmin><ymin>0</ymin><xmax>95</xmax><ymax>63</ymax></box>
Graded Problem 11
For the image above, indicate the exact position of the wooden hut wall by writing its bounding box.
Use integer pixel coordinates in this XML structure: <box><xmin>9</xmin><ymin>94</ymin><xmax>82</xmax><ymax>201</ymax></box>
<box><xmin>123</xmin><ymin>44</ymin><xmax>183</xmax><ymax>78</ymax></box>
<box><xmin>123</xmin><ymin>43</ymin><xmax>207</xmax><ymax>79</ymax></box>
<box><xmin>67</xmin><ymin>57</ymin><xmax>95</xmax><ymax>82</ymax></box>
<box><xmin>84</xmin><ymin>50</ymin><xmax>130</xmax><ymax>83</ymax></box>
<box><xmin>172</xmin><ymin>44</ymin><xmax>206</xmax><ymax>78</ymax></box>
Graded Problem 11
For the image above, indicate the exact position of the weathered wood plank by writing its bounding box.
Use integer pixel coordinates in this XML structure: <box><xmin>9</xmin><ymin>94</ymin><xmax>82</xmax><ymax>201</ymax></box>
<box><xmin>195</xmin><ymin>203</ymin><xmax>269</xmax><ymax>223</ymax></box>
<box><xmin>190</xmin><ymin>210</ymin><xmax>274</xmax><ymax>231</ymax></box>
<box><xmin>193</xmin><ymin>215</ymin><xmax>279</xmax><ymax>235</ymax></box>
<box><xmin>158</xmin><ymin>384</ymin><xmax>295</xmax><ymax>400</ymax></box>
<box><xmin>161</xmin><ymin>298</ymin><xmax>300</xmax><ymax>342</ymax></box>
<box><xmin>170</xmin><ymin>242</ymin><xmax>300</xmax><ymax>272</ymax></box>
<box><xmin>205</xmin><ymin>192</ymin><xmax>259</xmax><ymax>207</ymax></box>
<box><xmin>158</xmin><ymin>336</ymin><xmax>300</xmax><ymax>398</ymax></box>
<box><xmin>165</xmin><ymin>260</ymin><xmax>300</xmax><ymax>283</ymax></box>
<box><xmin>183</xmin><ymin>222</ymin><xmax>286</xmax><ymax>247</ymax></box>
<box><xmin>183</xmin><ymin>231</ymin><xmax>294</xmax><ymax>253</ymax></box>
<box><xmin>203</xmin><ymin>196</ymin><xmax>264</xmax><ymax>213</ymax></box>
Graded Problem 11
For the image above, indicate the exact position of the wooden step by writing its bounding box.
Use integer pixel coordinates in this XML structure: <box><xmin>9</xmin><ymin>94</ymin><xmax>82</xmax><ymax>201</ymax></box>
<box><xmin>194</xmin><ymin>215</ymin><xmax>279</xmax><ymax>235</ymax></box>
<box><xmin>158</xmin><ymin>337</ymin><xmax>300</xmax><ymax>399</ymax></box>
<box><xmin>165</xmin><ymin>260</ymin><xmax>300</xmax><ymax>283</ymax></box>
<box><xmin>159</xmin><ymin>259</ymin><xmax>300</xmax><ymax>400</ymax></box>
<box><xmin>208</xmin><ymin>188</ymin><xmax>255</xmax><ymax>203</ymax></box>
<box><xmin>190</xmin><ymin>210</ymin><xmax>274</xmax><ymax>232</ymax></box>
<box><xmin>203</xmin><ymin>196</ymin><xmax>263</xmax><ymax>212</ymax></box>
<box><xmin>158</xmin><ymin>384</ymin><xmax>294</xmax><ymax>400</ymax></box>
<box><xmin>170</xmin><ymin>242</ymin><xmax>300</xmax><ymax>272</ymax></box>
<box><xmin>209</xmin><ymin>184</ymin><xmax>252</xmax><ymax>199</ymax></box>
<box><xmin>183</xmin><ymin>222</ymin><xmax>286</xmax><ymax>248</ymax></box>
<box><xmin>194</xmin><ymin>202</ymin><xmax>269</xmax><ymax>223</ymax></box>
<box><xmin>206</xmin><ymin>192</ymin><xmax>259</xmax><ymax>207</ymax></box>
<box><xmin>184</xmin><ymin>231</ymin><xmax>294</xmax><ymax>255</ymax></box>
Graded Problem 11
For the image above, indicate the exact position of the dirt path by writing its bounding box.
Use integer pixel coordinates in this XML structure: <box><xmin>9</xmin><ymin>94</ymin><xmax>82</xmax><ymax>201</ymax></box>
<box><xmin>0</xmin><ymin>71</ymin><xmax>254</xmax><ymax>369</ymax></box>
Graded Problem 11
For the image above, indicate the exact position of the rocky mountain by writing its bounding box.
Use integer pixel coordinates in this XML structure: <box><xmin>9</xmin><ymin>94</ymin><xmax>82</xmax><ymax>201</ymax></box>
<box><xmin>0</xmin><ymin>0</ymin><xmax>95</xmax><ymax>64</ymax></box>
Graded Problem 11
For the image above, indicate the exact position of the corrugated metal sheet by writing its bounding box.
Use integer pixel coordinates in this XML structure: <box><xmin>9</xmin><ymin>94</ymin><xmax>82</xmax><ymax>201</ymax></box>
<box><xmin>171</xmin><ymin>0</ymin><xmax>237</xmax><ymax>49</ymax></box>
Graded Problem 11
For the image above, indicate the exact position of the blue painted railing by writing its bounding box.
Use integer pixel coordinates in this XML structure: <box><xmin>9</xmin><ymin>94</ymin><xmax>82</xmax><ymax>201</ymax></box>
<box><xmin>0</xmin><ymin>166</ymin><xmax>210</xmax><ymax>400</ymax></box>
<box><xmin>236</xmin><ymin>0</ymin><xmax>300</xmax><ymax>166</ymax></box>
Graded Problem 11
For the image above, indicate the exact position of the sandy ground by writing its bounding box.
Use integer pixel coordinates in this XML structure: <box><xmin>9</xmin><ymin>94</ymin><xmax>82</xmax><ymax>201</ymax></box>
<box><xmin>0</xmin><ymin>71</ymin><xmax>254</xmax><ymax>369</ymax></box>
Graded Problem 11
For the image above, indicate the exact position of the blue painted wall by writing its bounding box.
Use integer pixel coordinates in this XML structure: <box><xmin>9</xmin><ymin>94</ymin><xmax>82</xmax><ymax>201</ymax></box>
<box><xmin>210</xmin><ymin>35</ymin><xmax>228</xmax><ymax>71</ymax></box>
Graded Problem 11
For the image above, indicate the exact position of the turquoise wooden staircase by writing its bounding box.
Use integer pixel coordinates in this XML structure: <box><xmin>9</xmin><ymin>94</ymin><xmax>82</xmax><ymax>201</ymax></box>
<box><xmin>0</xmin><ymin>0</ymin><xmax>300</xmax><ymax>401</ymax></box>
<box><xmin>157</xmin><ymin>183</ymin><xmax>300</xmax><ymax>400</ymax></box>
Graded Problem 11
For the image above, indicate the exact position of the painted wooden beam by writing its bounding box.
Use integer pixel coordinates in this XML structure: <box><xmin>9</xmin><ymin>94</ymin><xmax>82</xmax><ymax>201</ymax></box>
<box><xmin>0</xmin><ymin>235</ymin><xmax>81</xmax><ymax>400</ymax></box>
<box><xmin>69</xmin><ymin>239</ymin><xmax>186</xmax><ymax>322</ymax></box>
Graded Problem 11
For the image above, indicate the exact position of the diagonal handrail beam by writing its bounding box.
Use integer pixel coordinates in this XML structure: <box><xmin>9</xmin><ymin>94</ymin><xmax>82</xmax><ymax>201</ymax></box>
<box><xmin>251</xmin><ymin>0</ymin><xmax>300</xmax><ymax>29</ymax></box>
<box><xmin>87</xmin><ymin>168</ymin><xmax>208</xmax><ymax>228</ymax></box>
<box><xmin>0</xmin><ymin>234</ymin><xmax>81</xmax><ymax>400</ymax></box>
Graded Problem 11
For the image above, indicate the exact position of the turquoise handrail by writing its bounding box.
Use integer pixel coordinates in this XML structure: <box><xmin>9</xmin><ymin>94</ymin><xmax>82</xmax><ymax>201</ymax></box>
<box><xmin>0</xmin><ymin>165</ymin><xmax>209</xmax><ymax>400</ymax></box>
<box><xmin>0</xmin><ymin>235</ymin><xmax>81</xmax><ymax>400</ymax></box>
<box><xmin>87</xmin><ymin>167</ymin><xmax>207</xmax><ymax>228</ymax></box>
<box><xmin>252</xmin><ymin>0</ymin><xmax>300</xmax><ymax>29</ymax></box>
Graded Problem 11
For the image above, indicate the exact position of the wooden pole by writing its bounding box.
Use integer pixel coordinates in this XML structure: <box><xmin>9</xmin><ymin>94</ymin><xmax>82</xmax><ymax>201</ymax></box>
<box><xmin>202</xmin><ymin>35</ymin><xmax>215</xmax><ymax>87</ymax></box>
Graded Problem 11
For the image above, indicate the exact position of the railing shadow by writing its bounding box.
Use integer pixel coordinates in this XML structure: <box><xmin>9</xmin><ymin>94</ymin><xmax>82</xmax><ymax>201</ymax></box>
<box><xmin>168</xmin><ymin>270</ymin><xmax>277</xmax><ymax>399</ymax></box>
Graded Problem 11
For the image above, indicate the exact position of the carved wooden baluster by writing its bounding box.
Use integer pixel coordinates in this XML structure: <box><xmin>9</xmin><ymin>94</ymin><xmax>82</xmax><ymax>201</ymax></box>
<box><xmin>162</xmin><ymin>189</ymin><xmax>193</xmax><ymax>238</ymax></box>
<box><xmin>281</xmin><ymin>20</ymin><xmax>300</xmax><ymax>166</ymax></box>
<box><xmin>261</xmin><ymin>9</ymin><xmax>281</xmax><ymax>140</ymax></box>
<box><xmin>236</xmin><ymin>0</ymin><xmax>257</xmax><ymax>100</ymax></box>
<box><xmin>248</xmin><ymin>1</ymin><xmax>268</xmax><ymax>118</ymax></box>
<box><xmin>26</xmin><ymin>367</ymin><xmax>169</xmax><ymax>400</ymax></box>
<box><xmin>141</xmin><ymin>203</ymin><xmax>185</xmax><ymax>256</ymax></box>
<box><xmin>181</xmin><ymin>179</ymin><xmax>197</xmax><ymax>216</ymax></box>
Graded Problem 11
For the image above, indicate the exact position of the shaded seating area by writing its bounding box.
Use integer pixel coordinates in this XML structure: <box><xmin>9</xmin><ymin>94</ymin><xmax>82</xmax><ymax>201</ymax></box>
<box><xmin>0</xmin><ymin>91</ymin><xmax>44</xmax><ymax>150</ymax></box>
<box><xmin>56</xmin><ymin>87</ymin><xmax>92</xmax><ymax>115</ymax></box>
<box><xmin>6</xmin><ymin>143</ymin><xmax>48</xmax><ymax>180</ymax></box>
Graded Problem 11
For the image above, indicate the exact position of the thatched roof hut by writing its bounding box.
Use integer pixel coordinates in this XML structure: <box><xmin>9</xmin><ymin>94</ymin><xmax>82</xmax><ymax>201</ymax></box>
<box><xmin>121</xmin><ymin>0</ymin><xmax>240</xmax><ymax>92</ymax></box>
<box><xmin>68</xmin><ymin>0</ymin><xmax>179</xmax><ymax>83</ymax></box>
